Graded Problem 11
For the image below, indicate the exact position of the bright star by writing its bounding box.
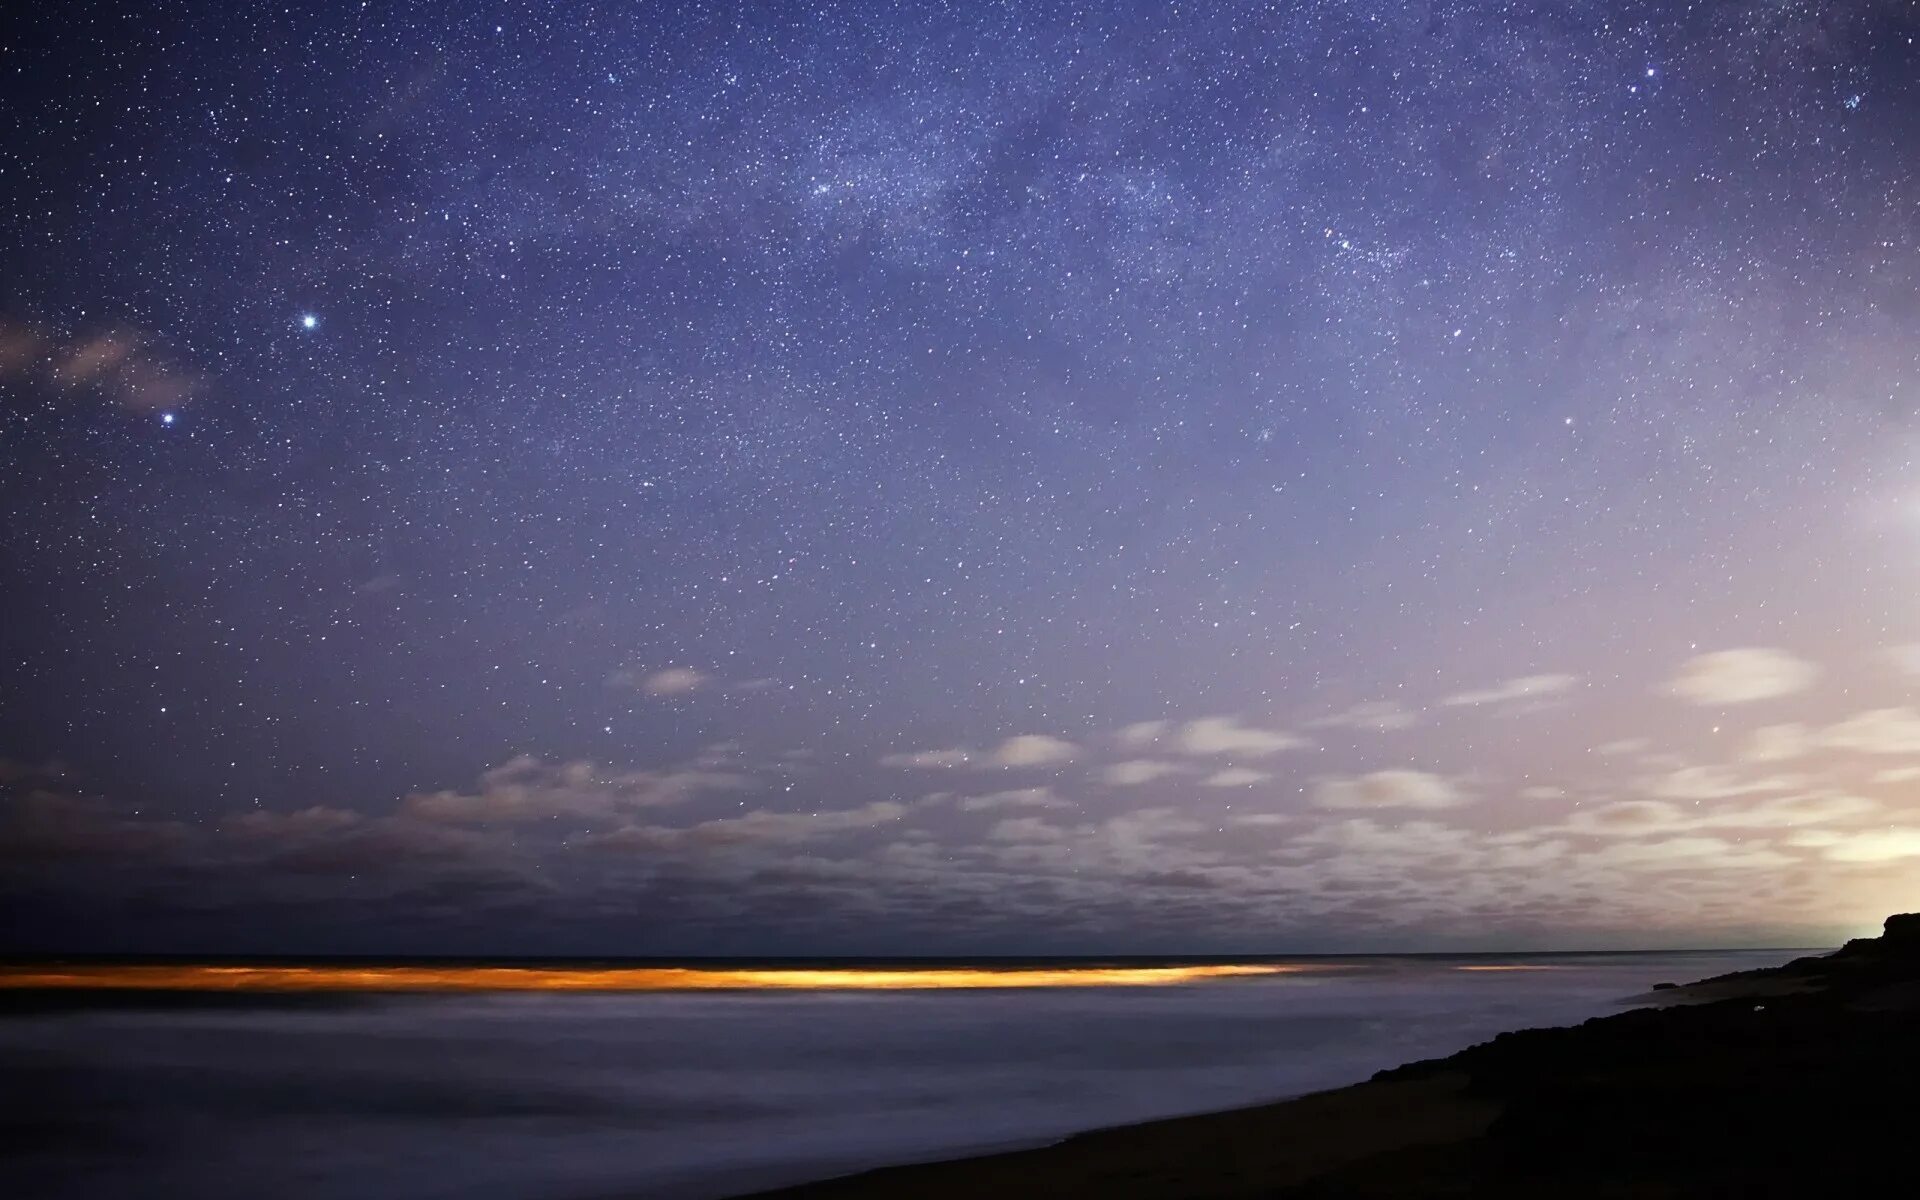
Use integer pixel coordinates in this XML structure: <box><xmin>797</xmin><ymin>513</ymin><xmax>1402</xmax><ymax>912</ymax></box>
<box><xmin>301</xmin><ymin>314</ymin><xmax>318</xmax><ymax>330</ymax></box>
<box><xmin>161</xmin><ymin>412</ymin><xmax>175</xmax><ymax>425</ymax></box>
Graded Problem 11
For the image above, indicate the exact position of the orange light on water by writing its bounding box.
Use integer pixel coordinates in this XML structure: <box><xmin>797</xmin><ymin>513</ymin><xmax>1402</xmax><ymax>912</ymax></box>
<box><xmin>0</xmin><ymin>963</ymin><xmax>1315</xmax><ymax>993</ymax></box>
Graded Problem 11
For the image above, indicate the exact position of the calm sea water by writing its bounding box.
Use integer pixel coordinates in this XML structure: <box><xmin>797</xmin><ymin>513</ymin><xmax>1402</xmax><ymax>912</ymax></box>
<box><xmin>2</xmin><ymin>951</ymin><xmax>1793</xmax><ymax>1200</ymax></box>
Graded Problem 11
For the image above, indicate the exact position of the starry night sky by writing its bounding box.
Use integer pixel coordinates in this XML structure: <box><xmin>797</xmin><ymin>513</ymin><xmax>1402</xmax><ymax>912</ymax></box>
<box><xmin>4</xmin><ymin>0</ymin><xmax>1919</xmax><ymax>955</ymax></box>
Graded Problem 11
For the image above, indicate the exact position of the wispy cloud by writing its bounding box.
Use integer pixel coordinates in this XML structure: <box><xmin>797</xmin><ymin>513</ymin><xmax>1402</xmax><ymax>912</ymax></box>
<box><xmin>0</xmin><ymin>318</ymin><xmax>198</xmax><ymax>411</ymax></box>
<box><xmin>1667</xmin><ymin>648</ymin><xmax>1817</xmax><ymax>706</ymax></box>
<box><xmin>1820</xmin><ymin>707</ymin><xmax>1920</xmax><ymax>755</ymax></box>
<box><xmin>1740</xmin><ymin>723</ymin><xmax>1810</xmax><ymax>763</ymax></box>
<box><xmin>1647</xmin><ymin>765</ymin><xmax>1800</xmax><ymax>801</ymax></box>
<box><xmin>1441</xmin><ymin>674</ymin><xmax>1578</xmax><ymax>708</ymax></box>
<box><xmin>1309</xmin><ymin>701</ymin><xmax>1420</xmax><ymax>731</ymax></box>
<box><xmin>584</xmin><ymin>801</ymin><xmax>908</xmax><ymax>852</ymax></box>
<box><xmin>1203</xmin><ymin>767</ymin><xmax>1272</xmax><ymax>787</ymax></box>
<box><xmin>881</xmin><ymin>733</ymin><xmax>1079</xmax><ymax>770</ymax></box>
<box><xmin>399</xmin><ymin>754</ymin><xmax>748</xmax><ymax>823</ymax></box>
<box><xmin>606</xmin><ymin>666</ymin><xmax>711</xmax><ymax>696</ymax></box>
<box><xmin>880</xmin><ymin>747</ymin><xmax>973</xmax><ymax>769</ymax></box>
<box><xmin>1101</xmin><ymin>759</ymin><xmax>1185</xmax><ymax>786</ymax></box>
<box><xmin>1310</xmin><ymin>770</ymin><xmax>1469</xmax><ymax>810</ymax></box>
<box><xmin>1787</xmin><ymin>828</ymin><xmax>1920</xmax><ymax>863</ymax></box>
<box><xmin>958</xmin><ymin>787</ymin><xmax>1069</xmax><ymax>812</ymax></box>
<box><xmin>0</xmin><ymin>758</ymin><xmax>69</xmax><ymax>785</ymax></box>
<box><xmin>1731</xmin><ymin>709</ymin><xmax>1920</xmax><ymax>762</ymax></box>
<box><xmin>985</xmin><ymin>816</ymin><xmax>1070</xmax><ymax>844</ymax></box>
<box><xmin>989</xmin><ymin>734</ymin><xmax>1079</xmax><ymax>767</ymax></box>
<box><xmin>1113</xmin><ymin>720</ymin><xmax>1169</xmax><ymax>748</ymax></box>
<box><xmin>1569</xmin><ymin>793</ymin><xmax>1877</xmax><ymax>836</ymax></box>
<box><xmin>1173</xmin><ymin>717</ymin><xmax>1305</xmax><ymax>758</ymax></box>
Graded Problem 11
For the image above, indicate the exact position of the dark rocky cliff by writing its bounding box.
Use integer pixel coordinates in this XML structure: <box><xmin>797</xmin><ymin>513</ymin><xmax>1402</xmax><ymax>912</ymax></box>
<box><xmin>1334</xmin><ymin>913</ymin><xmax>1920</xmax><ymax>1197</ymax></box>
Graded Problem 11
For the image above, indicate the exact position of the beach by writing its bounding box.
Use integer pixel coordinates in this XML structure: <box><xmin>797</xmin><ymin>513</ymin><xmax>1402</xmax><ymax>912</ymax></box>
<box><xmin>746</xmin><ymin>915</ymin><xmax>1920</xmax><ymax>1198</ymax></box>
<box><xmin>1</xmin><ymin>950</ymin><xmax>1774</xmax><ymax>1200</ymax></box>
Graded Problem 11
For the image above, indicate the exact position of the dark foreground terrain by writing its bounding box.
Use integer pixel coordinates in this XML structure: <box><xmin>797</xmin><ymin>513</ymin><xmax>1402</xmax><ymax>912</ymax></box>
<box><xmin>750</xmin><ymin>914</ymin><xmax>1920</xmax><ymax>1199</ymax></box>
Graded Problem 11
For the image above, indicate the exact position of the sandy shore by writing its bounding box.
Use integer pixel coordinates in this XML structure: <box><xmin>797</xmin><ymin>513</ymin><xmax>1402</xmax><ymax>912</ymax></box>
<box><xmin>742</xmin><ymin>914</ymin><xmax>1920</xmax><ymax>1199</ymax></box>
<box><xmin>745</xmin><ymin>1073</ymin><xmax>1493</xmax><ymax>1199</ymax></box>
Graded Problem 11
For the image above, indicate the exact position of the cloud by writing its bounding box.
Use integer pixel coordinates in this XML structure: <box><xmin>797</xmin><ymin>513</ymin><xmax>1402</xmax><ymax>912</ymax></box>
<box><xmin>1441</xmin><ymin>674</ymin><xmax>1579</xmax><ymax>707</ymax></box>
<box><xmin>986</xmin><ymin>816</ymin><xmax>1070</xmax><ymax>844</ymax></box>
<box><xmin>1311</xmin><ymin>770</ymin><xmax>1469</xmax><ymax>810</ymax></box>
<box><xmin>1712</xmin><ymin>708</ymin><xmax>1920</xmax><ymax>764</ymax></box>
<box><xmin>0</xmin><ymin>758</ymin><xmax>68</xmax><ymax>784</ymax></box>
<box><xmin>1741</xmin><ymin>723</ymin><xmax>1810</xmax><ymax>764</ymax></box>
<box><xmin>0</xmin><ymin>318</ymin><xmax>200</xmax><ymax>411</ymax></box>
<box><xmin>880</xmin><ymin>747</ymin><xmax>972</xmax><ymax>769</ymax></box>
<box><xmin>1569</xmin><ymin>792</ymin><xmax>1877</xmax><ymax>836</ymax></box>
<box><xmin>399</xmin><ymin>755</ymin><xmax>746</xmax><ymax>823</ymax></box>
<box><xmin>0</xmin><ymin>775</ymin><xmax>556</xmax><ymax>923</ymax></box>
<box><xmin>1203</xmin><ymin>767</ymin><xmax>1272</xmax><ymax>787</ymax></box>
<box><xmin>882</xmin><ymin>733</ymin><xmax>1078</xmax><ymax>771</ymax></box>
<box><xmin>1309</xmin><ymin>701</ymin><xmax>1419</xmax><ymax>731</ymax></box>
<box><xmin>1890</xmin><ymin>645</ymin><xmax>1920</xmax><ymax>676</ymax></box>
<box><xmin>606</xmin><ymin>666</ymin><xmax>710</xmax><ymax>696</ymax></box>
<box><xmin>1819</xmin><ymin>708</ymin><xmax>1920</xmax><ymax>755</ymax></box>
<box><xmin>1873</xmin><ymin>766</ymin><xmax>1920</xmax><ymax>784</ymax></box>
<box><xmin>1100</xmin><ymin>808</ymin><xmax>1209</xmax><ymax>852</ymax></box>
<box><xmin>1593</xmin><ymin>738</ymin><xmax>1651</xmax><ymax>756</ymax></box>
<box><xmin>1101</xmin><ymin>759</ymin><xmax>1184</xmax><ymax>786</ymax></box>
<box><xmin>222</xmin><ymin>806</ymin><xmax>364</xmax><ymax>839</ymax></box>
<box><xmin>1114</xmin><ymin>720</ymin><xmax>1170</xmax><ymax>748</ymax></box>
<box><xmin>58</xmin><ymin>332</ymin><xmax>140</xmax><ymax>385</ymax></box>
<box><xmin>1566</xmin><ymin>800</ymin><xmax>1690</xmax><ymax>835</ymax></box>
<box><xmin>585</xmin><ymin>800</ymin><xmax>908</xmax><ymax>852</ymax></box>
<box><xmin>1585</xmin><ymin>837</ymin><xmax>1793</xmax><ymax>872</ymax></box>
<box><xmin>0</xmin><ymin>791</ymin><xmax>194</xmax><ymax>862</ymax></box>
<box><xmin>1174</xmin><ymin>716</ymin><xmax>1305</xmax><ymax>758</ymax></box>
<box><xmin>1721</xmin><ymin>792</ymin><xmax>1879</xmax><ymax>828</ymax></box>
<box><xmin>1667</xmin><ymin>648</ymin><xmax>1817</xmax><ymax>705</ymax></box>
<box><xmin>252</xmin><ymin>817</ymin><xmax>504</xmax><ymax>881</ymax></box>
<box><xmin>0</xmin><ymin>320</ymin><xmax>39</xmax><ymax>375</ymax></box>
<box><xmin>1232</xmin><ymin>812</ymin><xmax>1292</xmax><ymax>827</ymax></box>
<box><xmin>987</xmin><ymin>734</ymin><xmax>1079</xmax><ymax>768</ymax></box>
<box><xmin>1789</xmin><ymin>827</ymin><xmax>1920</xmax><ymax>863</ymax></box>
<box><xmin>1647</xmin><ymin>766</ymin><xmax>1799</xmax><ymax>801</ymax></box>
<box><xmin>958</xmin><ymin>787</ymin><xmax>1069</xmax><ymax>812</ymax></box>
<box><xmin>1287</xmin><ymin>817</ymin><xmax>1491</xmax><ymax>863</ymax></box>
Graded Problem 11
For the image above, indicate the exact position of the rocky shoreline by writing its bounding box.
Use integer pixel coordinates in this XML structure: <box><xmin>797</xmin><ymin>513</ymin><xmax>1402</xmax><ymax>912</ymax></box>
<box><xmin>745</xmin><ymin>914</ymin><xmax>1920</xmax><ymax>1198</ymax></box>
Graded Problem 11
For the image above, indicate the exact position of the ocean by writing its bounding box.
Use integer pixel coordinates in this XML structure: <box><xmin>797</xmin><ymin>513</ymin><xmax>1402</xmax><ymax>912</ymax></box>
<box><xmin>1</xmin><ymin>950</ymin><xmax>1795</xmax><ymax>1200</ymax></box>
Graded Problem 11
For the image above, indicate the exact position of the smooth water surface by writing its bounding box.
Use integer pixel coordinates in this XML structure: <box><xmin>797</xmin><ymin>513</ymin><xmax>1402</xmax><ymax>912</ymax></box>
<box><xmin>1</xmin><ymin>950</ymin><xmax>1794</xmax><ymax>1200</ymax></box>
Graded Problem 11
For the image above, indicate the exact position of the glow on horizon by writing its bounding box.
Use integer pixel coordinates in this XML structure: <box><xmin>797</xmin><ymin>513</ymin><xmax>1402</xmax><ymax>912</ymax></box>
<box><xmin>0</xmin><ymin>962</ymin><xmax>1326</xmax><ymax>993</ymax></box>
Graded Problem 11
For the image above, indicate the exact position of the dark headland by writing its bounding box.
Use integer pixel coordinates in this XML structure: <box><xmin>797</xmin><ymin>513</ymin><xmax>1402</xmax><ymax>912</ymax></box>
<box><xmin>745</xmin><ymin>914</ymin><xmax>1920</xmax><ymax>1199</ymax></box>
